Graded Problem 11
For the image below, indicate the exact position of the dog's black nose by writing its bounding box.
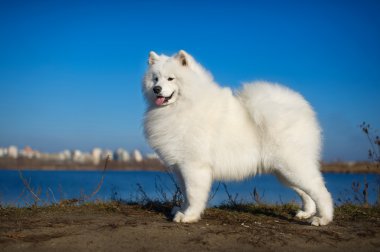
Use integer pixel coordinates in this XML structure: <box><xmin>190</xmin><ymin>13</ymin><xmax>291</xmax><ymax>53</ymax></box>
<box><xmin>153</xmin><ymin>86</ymin><xmax>162</xmax><ymax>94</ymax></box>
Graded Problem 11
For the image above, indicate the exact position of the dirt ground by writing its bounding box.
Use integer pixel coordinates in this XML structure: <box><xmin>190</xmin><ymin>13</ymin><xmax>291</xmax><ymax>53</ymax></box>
<box><xmin>1</xmin><ymin>203</ymin><xmax>379</xmax><ymax>252</ymax></box>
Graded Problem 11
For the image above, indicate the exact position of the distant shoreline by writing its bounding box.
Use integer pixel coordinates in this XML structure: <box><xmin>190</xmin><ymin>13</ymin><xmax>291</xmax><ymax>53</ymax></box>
<box><xmin>0</xmin><ymin>157</ymin><xmax>166</xmax><ymax>172</ymax></box>
<box><xmin>0</xmin><ymin>157</ymin><xmax>378</xmax><ymax>174</ymax></box>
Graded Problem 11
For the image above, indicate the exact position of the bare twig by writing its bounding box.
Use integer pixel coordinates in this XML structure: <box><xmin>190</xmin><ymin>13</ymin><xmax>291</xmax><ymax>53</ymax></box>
<box><xmin>161</xmin><ymin>171</ymin><xmax>184</xmax><ymax>206</ymax></box>
<box><xmin>208</xmin><ymin>182</ymin><xmax>221</xmax><ymax>203</ymax></box>
<box><xmin>222</xmin><ymin>183</ymin><xmax>240</xmax><ymax>207</ymax></box>
<box><xmin>154</xmin><ymin>175</ymin><xmax>170</xmax><ymax>202</ymax></box>
<box><xmin>18</xmin><ymin>170</ymin><xmax>42</xmax><ymax>204</ymax></box>
<box><xmin>360</xmin><ymin>122</ymin><xmax>380</xmax><ymax>164</ymax></box>
<box><xmin>48</xmin><ymin>187</ymin><xmax>58</xmax><ymax>204</ymax></box>
<box><xmin>83</xmin><ymin>155</ymin><xmax>109</xmax><ymax>200</ymax></box>
<box><xmin>136</xmin><ymin>183</ymin><xmax>150</xmax><ymax>203</ymax></box>
<box><xmin>250</xmin><ymin>187</ymin><xmax>265</xmax><ymax>205</ymax></box>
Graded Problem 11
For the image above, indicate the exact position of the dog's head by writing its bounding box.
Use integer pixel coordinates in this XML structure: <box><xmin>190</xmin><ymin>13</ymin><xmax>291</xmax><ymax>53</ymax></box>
<box><xmin>142</xmin><ymin>50</ymin><xmax>213</xmax><ymax>107</ymax></box>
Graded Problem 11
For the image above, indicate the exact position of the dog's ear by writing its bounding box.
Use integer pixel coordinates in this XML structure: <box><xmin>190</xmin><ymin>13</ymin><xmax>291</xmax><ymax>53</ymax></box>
<box><xmin>175</xmin><ymin>50</ymin><xmax>190</xmax><ymax>67</ymax></box>
<box><xmin>148</xmin><ymin>51</ymin><xmax>159</xmax><ymax>65</ymax></box>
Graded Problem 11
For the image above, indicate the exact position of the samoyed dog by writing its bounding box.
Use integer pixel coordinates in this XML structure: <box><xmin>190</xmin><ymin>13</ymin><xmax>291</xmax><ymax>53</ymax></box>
<box><xmin>142</xmin><ymin>50</ymin><xmax>333</xmax><ymax>226</ymax></box>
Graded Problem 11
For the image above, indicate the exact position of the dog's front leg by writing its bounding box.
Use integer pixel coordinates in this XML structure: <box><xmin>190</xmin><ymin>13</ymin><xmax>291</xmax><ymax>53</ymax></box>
<box><xmin>173</xmin><ymin>164</ymin><xmax>212</xmax><ymax>223</ymax></box>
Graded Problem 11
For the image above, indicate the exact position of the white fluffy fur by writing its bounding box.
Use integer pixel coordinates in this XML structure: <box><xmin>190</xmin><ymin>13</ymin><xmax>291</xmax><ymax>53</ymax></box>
<box><xmin>142</xmin><ymin>50</ymin><xmax>333</xmax><ymax>226</ymax></box>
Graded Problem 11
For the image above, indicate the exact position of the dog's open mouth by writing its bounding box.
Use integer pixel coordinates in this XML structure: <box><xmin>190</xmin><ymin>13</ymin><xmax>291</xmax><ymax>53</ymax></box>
<box><xmin>155</xmin><ymin>92</ymin><xmax>174</xmax><ymax>106</ymax></box>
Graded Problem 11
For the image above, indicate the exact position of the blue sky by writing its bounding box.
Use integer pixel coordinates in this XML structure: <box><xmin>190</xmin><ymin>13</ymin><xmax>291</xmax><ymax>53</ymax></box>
<box><xmin>0</xmin><ymin>0</ymin><xmax>379</xmax><ymax>161</ymax></box>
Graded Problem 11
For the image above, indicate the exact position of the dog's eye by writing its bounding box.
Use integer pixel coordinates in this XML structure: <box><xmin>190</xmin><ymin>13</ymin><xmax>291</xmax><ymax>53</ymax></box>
<box><xmin>154</xmin><ymin>77</ymin><xmax>159</xmax><ymax>82</ymax></box>
<box><xmin>168</xmin><ymin>77</ymin><xmax>174</xmax><ymax>81</ymax></box>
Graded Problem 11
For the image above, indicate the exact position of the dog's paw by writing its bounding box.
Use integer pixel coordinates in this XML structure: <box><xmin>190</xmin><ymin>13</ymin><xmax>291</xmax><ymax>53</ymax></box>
<box><xmin>173</xmin><ymin>211</ymin><xmax>200</xmax><ymax>223</ymax></box>
<box><xmin>173</xmin><ymin>211</ymin><xmax>185</xmax><ymax>222</ymax></box>
<box><xmin>295</xmin><ymin>210</ymin><xmax>315</xmax><ymax>219</ymax></box>
<box><xmin>310</xmin><ymin>216</ymin><xmax>331</xmax><ymax>226</ymax></box>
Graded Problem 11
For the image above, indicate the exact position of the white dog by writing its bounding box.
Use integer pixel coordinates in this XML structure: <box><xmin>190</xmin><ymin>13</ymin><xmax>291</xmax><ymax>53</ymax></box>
<box><xmin>142</xmin><ymin>50</ymin><xmax>333</xmax><ymax>226</ymax></box>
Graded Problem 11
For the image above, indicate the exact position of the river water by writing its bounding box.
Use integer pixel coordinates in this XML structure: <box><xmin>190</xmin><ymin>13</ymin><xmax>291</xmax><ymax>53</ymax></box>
<box><xmin>0</xmin><ymin>170</ymin><xmax>378</xmax><ymax>206</ymax></box>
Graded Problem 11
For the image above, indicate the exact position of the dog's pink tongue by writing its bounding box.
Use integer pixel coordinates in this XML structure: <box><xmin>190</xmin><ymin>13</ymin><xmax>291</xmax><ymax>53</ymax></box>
<box><xmin>155</xmin><ymin>97</ymin><xmax>165</xmax><ymax>106</ymax></box>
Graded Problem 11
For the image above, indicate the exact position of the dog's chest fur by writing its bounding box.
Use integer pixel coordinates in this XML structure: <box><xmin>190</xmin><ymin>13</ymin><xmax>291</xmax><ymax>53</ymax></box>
<box><xmin>144</xmin><ymin>94</ymin><xmax>263</xmax><ymax>179</ymax></box>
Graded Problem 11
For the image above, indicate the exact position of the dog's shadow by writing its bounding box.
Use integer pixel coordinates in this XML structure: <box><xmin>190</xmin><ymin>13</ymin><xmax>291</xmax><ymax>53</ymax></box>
<box><xmin>141</xmin><ymin>201</ymin><xmax>176</xmax><ymax>220</ymax></box>
<box><xmin>141</xmin><ymin>201</ymin><xmax>308</xmax><ymax>225</ymax></box>
<box><xmin>215</xmin><ymin>204</ymin><xmax>309</xmax><ymax>225</ymax></box>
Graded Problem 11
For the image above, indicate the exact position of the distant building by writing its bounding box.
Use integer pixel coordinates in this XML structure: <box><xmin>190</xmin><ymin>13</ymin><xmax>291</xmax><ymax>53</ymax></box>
<box><xmin>20</xmin><ymin>146</ymin><xmax>40</xmax><ymax>159</ymax></box>
<box><xmin>41</xmin><ymin>153</ymin><xmax>65</xmax><ymax>161</ymax></box>
<box><xmin>71</xmin><ymin>150</ymin><xmax>95</xmax><ymax>163</ymax></box>
<box><xmin>132</xmin><ymin>149</ymin><xmax>143</xmax><ymax>162</ymax></box>
<box><xmin>0</xmin><ymin>145</ymin><xmax>156</xmax><ymax>164</ymax></box>
<box><xmin>72</xmin><ymin>150</ymin><xmax>84</xmax><ymax>162</ymax></box>
<box><xmin>0</xmin><ymin>148</ymin><xmax>7</xmax><ymax>157</ymax></box>
<box><xmin>114</xmin><ymin>148</ymin><xmax>130</xmax><ymax>162</ymax></box>
<box><xmin>145</xmin><ymin>153</ymin><xmax>159</xmax><ymax>160</ymax></box>
<box><xmin>61</xmin><ymin>150</ymin><xmax>72</xmax><ymax>161</ymax></box>
<box><xmin>8</xmin><ymin>146</ymin><xmax>18</xmax><ymax>159</ymax></box>
<box><xmin>92</xmin><ymin>148</ymin><xmax>102</xmax><ymax>164</ymax></box>
<box><xmin>82</xmin><ymin>153</ymin><xmax>94</xmax><ymax>163</ymax></box>
<box><xmin>21</xmin><ymin>146</ymin><xmax>32</xmax><ymax>158</ymax></box>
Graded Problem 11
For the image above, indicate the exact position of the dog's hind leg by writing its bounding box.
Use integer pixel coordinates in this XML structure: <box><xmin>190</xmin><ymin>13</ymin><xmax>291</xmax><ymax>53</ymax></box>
<box><xmin>292</xmin><ymin>187</ymin><xmax>317</xmax><ymax>219</ymax></box>
<box><xmin>173</xmin><ymin>164</ymin><xmax>213</xmax><ymax>223</ymax></box>
<box><xmin>276</xmin><ymin>173</ymin><xmax>317</xmax><ymax>219</ymax></box>
<box><xmin>276</xmin><ymin>172</ymin><xmax>317</xmax><ymax>219</ymax></box>
<box><xmin>275</xmin><ymin>165</ymin><xmax>333</xmax><ymax>226</ymax></box>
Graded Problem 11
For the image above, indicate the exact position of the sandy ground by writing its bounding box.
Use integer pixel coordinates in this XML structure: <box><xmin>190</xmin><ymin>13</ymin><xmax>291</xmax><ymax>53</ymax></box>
<box><xmin>1</xmin><ymin>203</ymin><xmax>380</xmax><ymax>252</ymax></box>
